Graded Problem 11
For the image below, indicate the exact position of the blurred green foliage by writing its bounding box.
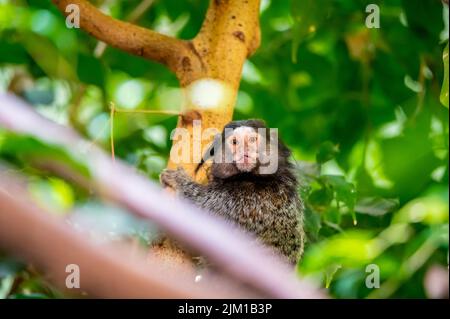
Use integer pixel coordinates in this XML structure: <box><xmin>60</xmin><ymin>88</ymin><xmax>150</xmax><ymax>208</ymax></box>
<box><xmin>0</xmin><ymin>0</ymin><xmax>448</xmax><ymax>298</ymax></box>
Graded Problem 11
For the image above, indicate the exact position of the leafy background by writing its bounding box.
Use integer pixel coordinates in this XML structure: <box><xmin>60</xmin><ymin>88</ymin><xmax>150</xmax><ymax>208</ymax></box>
<box><xmin>0</xmin><ymin>0</ymin><xmax>448</xmax><ymax>298</ymax></box>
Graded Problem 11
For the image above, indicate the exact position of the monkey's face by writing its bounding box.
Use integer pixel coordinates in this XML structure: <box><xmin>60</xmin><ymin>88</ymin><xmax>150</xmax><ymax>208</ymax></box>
<box><xmin>197</xmin><ymin>119</ymin><xmax>290</xmax><ymax>180</ymax></box>
<box><xmin>210</xmin><ymin>125</ymin><xmax>262</xmax><ymax>179</ymax></box>
<box><xmin>225</xmin><ymin>126</ymin><xmax>260</xmax><ymax>173</ymax></box>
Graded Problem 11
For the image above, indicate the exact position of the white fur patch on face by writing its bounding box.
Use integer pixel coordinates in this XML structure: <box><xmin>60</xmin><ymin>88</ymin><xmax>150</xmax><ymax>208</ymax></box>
<box><xmin>232</xmin><ymin>126</ymin><xmax>256</xmax><ymax>137</ymax></box>
<box><xmin>185</xmin><ymin>78</ymin><xmax>233</xmax><ymax>110</ymax></box>
<box><xmin>228</xmin><ymin>126</ymin><xmax>259</xmax><ymax>172</ymax></box>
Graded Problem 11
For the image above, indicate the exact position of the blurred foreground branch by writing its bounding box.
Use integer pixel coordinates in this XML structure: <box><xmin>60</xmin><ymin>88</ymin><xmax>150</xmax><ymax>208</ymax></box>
<box><xmin>0</xmin><ymin>169</ymin><xmax>256</xmax><ymax>298</ymax></box>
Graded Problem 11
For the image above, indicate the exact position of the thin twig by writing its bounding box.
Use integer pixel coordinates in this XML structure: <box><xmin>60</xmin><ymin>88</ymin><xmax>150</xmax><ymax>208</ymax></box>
<box><xmin>110</xmin><ymin>102</ymin><xmax>115</xmax><ymax>162</ymax></box>
<box><xmin>114</xmin><ymin>108</ymin><xmax>180</xmax><ymax>115</ymax></box>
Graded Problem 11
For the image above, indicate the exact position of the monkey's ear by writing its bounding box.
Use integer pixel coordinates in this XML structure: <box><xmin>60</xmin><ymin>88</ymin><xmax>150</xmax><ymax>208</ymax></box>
<box><xmin>207</xmin><ymin>143</ymin><xmax>215</xmax><ymax>158</ymax></box>
<box><xmin>194</xmin><ymin>134</ymin><xmax>220</xmax><ymax>173</ymax></box>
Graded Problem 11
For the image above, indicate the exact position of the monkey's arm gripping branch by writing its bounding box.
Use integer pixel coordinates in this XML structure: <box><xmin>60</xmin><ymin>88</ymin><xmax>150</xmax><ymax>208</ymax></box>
<box><xmin>52</xmin><ymin>0</ymin><xmax>202</xmax><ymax>74</ymax></box>
<box><xmin>160</xmin><ymin>168</ymin><xmax>206</xmax><ymax>201</ymax></box>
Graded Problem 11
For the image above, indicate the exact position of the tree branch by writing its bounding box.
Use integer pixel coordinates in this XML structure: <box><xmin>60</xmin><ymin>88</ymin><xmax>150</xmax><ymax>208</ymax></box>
<box><xmin>52</xmin><ymin>0</ymin><xmax>202</xmax><ymax>75</ymax></box>
<box><xmin>193</xmin><ymin>0</ymin><xmax>261</xmax><ymax>85</ymax></box>
<box><xmin>165</xmin><ymin>0</ymin><xmax>262</xmax><ymax>179</ymax></box>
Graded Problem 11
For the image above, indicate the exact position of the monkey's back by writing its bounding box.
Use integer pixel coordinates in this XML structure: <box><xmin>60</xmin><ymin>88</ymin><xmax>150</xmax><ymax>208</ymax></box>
<box><xmin>202</xmin><ymin>174</ymin><xmax>305</xmax><ymax>263</ymax></box>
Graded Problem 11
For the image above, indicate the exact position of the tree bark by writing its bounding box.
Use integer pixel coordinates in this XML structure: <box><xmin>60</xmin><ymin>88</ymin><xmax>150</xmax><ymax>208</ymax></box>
<box><xmin>52</xmin><ymin>0</ymin><xmax>261</xmax><ymax>181</ymax></box>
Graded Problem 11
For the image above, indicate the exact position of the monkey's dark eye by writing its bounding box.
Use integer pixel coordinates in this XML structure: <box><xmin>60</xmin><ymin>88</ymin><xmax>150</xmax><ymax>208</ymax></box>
<box><xmin>231</xmin><ymin>137</ymin><xmax>238</xmax><ymax>145</ymax></box>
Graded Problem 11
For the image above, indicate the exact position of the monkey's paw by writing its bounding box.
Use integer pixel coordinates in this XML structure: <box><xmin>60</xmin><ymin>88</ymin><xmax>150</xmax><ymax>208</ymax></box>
<box><xmin>160</xmin><ymin>168</ymin><xmax>188</xmax><ymax>189</ymax></box>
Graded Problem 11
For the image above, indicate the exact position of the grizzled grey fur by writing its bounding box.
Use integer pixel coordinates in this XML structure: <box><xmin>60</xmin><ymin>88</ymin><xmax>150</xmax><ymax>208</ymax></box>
<box><xmin>161</xmin><ymin>119</ymin><xmax>304</xmax><ymax>263</ymax></box>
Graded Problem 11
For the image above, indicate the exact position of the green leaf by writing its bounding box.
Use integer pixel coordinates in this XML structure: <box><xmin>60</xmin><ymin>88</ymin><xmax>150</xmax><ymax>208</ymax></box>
<box><xmin>316</xmin><ymin>141</ymin><xmax>340</xmax><ymax>164</ymax></box>
<box><xmin>441</xmin><ymin>42</ymin><xmax>449</xmax><ymax>108</ymax></box>
<box><xmin>21</xmin><ymin>32</ymin><xmax>77</xmax><ymax>81</ymax></box>
<box><xmin>303</xmin><ymin>206</ymin><xmax>322</xmax><ymax>241</ymax></box>
<box><xmin>0</xmin><ymin>258</ymin><xmax>26</xmax><ymax>278</ymax></box>
<box><xmin>325</xmin><ymin>263</ymin><xmax>342</xmax><ymax>288</ymax></box>
<box><xmin>0</xmin><ymin>257</ymin><xmax>25</xmax><ymax>299</ymax></box>
<box><xmin>0</xmin><ymin>276</ymin><xmax>15</xmax><ymax>299</ymax></box>
<box><xmin>323</xmin><ymin>207</ymin><xmax>341</xmax><ymax>225</ymax></box>
<box><xmin>401</xmin><ymin>0</ymin><xmax>445</xmax><ymax>44</ymax></box>
<box><xmin>29</xmin><ymin>178</ymin><xmax>75</xmax><ymax>213</ymax></box>
<box><xmin>290</xmin><ymin>0</ymin><xmax>332</xmax><ymax>63</ymax></box>
<box><xmin>380</xmin><ymin>125</ymin><xmax>441</xmax><ymax>200</ymax></box>
<box><xmin>0</xmin><ymin>40</ymin><xmax>29</xmax><ymax>64</ymax></box>
<box><xmin>308</xmin><ymin>187</ymin><xmax>333</xmax><ymax>210</ymax></box>
<box><xmin>393</xmin><ymin>196</ymin><xmax>449</xmax><ymax>225</ymax></box>
<box><xmin>355</xmin><ymin>197</ymin><xmax>399</xmax><ymax>216</ymax></box>
<box><xmin>321</xmin><ymin>175</ymin><xmax>357</xmax><ymax>210</ymax></box>
<box><xmin>0</xmin><ymin>133</ymin><xmax>90</xmax><ymax>178</ymax></box>
<box><xmin>299</xmin><ymin>231</ymin><xmax>376</xmax><ymax>274</ymax></box>
<box><xmin>77</xmin><ymin>53</ymin><xmax>106</xmax><ymax>87</ymax></box>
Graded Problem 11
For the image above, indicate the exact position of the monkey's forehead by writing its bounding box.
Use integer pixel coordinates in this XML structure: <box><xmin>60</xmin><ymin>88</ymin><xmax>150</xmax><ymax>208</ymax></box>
<box><xmin>224</xmin><ymin>126</ymin><xmax>259</xmax><ymax>136</ymax></box>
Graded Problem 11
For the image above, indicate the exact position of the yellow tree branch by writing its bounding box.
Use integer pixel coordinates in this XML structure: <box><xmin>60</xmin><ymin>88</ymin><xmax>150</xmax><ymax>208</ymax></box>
<box><xmin>52</xmin><ymin>0</ymin><xmax>202</xmax><ymax>76</ymax></box>
<box><xmin>193</xmin><ymin>0</ymin><xmax>261</xmax><ymax>85</ymax></box>
<box><xmin>167</xmin><ymin>0</ymin><xmax>262</xmax><ymax>179</ymax></box>
<box><xmin>53</xmin><ymin>0</ymin><xmax>261</xmax><ymax>85</ymax></box>
<box><xmin>52</xmin><ymin>0</ymin><xmax>263</xmax><ymax>263</ymax></box>
<box><xmin>53</xmin><ymin>1</ymin><xmax>261</xmax><ymax>155</ymax></box>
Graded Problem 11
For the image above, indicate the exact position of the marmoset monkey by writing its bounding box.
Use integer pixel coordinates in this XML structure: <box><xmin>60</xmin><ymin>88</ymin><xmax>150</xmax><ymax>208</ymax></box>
<box><xmin>161</xmin><ymin>119</ymin><xmax>304</xmax><ymax>263</ymax></box>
